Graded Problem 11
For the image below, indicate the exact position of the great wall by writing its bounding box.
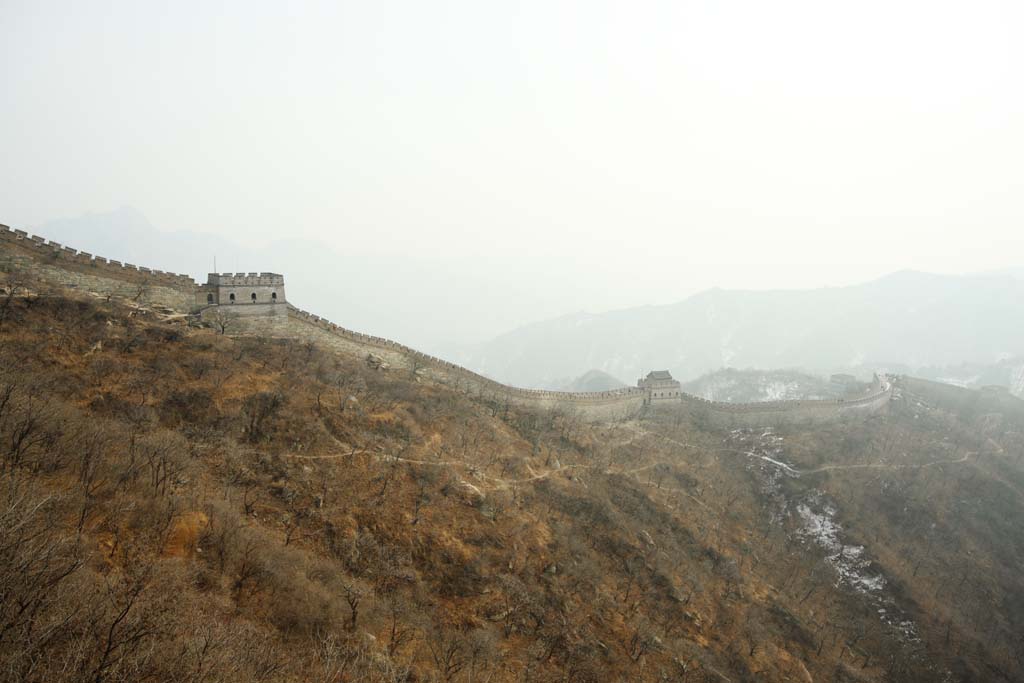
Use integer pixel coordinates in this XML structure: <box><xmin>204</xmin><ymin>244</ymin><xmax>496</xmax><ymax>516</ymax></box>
<box><xmin>0</xmin><ymin>224</ymin><xmax>893</xmax><ymax>426</ymax></box>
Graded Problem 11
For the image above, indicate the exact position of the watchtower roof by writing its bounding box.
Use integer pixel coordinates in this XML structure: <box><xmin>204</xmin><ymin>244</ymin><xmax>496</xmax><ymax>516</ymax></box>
<box><xmin>645</xmin><ymin>370</ymin><xmax>674</xmax><ymax>381</ymax></box>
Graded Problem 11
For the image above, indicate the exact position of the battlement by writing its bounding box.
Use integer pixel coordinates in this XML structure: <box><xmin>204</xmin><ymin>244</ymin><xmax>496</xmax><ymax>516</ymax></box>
<box><xmin>201</xmin><ymin>271</ymin><xmax>286</xmax><ymax>306</ymax></box>
<box><xmin>638</xmin><ymin>370</ymin><xmax>683</xmax><ymax>401</ymax></box>
<box><xmin>206</xmin><ymin>272</ymin><xmax>285</xmax><ymax>287</ymax></box>
<box><xmin>0</xmin><ymin>223</ymin><xmax>197</xmax><ymax>289</ymax></box>
<box><xmin>0</xmin><ymin>223</ymin><xmax>290</xmax><ymax>311</ymax></box>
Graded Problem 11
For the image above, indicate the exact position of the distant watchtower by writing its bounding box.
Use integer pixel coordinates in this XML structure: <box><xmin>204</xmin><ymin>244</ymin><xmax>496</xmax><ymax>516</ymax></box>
<box><xmin>638</xmin><ymin>370</ymin><xmax>682</xmax><ymax>403</ymax></box>
<box><xmin>198</xmin><ymin>273</ymin><xmax>286</xmax><ymax>310</ymax></box>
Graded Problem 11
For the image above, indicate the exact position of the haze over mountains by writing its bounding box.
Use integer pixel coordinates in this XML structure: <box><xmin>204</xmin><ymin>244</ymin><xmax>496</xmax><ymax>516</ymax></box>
<box><xmin>456</xmin><ymin>271</ymin><xmax>1024</xmax><ymax>394</ymax></box>
<box><xmin>25</xmin><ymin>209</ymin><xmax>1024</xmax><ymax>398</ymax></box>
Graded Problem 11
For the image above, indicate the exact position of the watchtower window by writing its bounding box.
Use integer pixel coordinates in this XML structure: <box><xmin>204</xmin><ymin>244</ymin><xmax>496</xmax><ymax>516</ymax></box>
<box><xmin>251</xmin><ymin>292</ymin><xmax>257</xmax><ymax>302</ymax></box>
<box><xmin>206</xmin><ymin>293</ymin><xmax>213</xmax><ymax>304</ymax></box>
<box><xmin>229</xmin><ymin>293</ymin><xmax>235</xmax><ymax>303</ymax></box>
<box><xmin>271</xmin><ymin>292</ymin><xmax>277</xmax><ymax>302</ymax></box>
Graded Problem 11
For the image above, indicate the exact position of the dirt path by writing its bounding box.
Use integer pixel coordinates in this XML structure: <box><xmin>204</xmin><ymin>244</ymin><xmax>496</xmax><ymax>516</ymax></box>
<box><xmin>802</xmin><ymin>450</ymin><xmax>976</xmax><ymax>474</ymax></box>
<box><xmin>283</xmin><ymin>450</ymin><xmax>368</xmax><ymax>460</ymax></box>
<box><xmin>283</xmin><ymin>429</ymin><xmax>1009</xmax><ymax>503</ymax></box>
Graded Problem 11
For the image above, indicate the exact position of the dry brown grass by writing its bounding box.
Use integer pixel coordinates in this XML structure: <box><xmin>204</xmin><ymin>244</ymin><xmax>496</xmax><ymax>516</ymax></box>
<box><xmin>0</xmin><ymin>289</ymin><xmax>1021</xmax><ymax>682</ymax></box>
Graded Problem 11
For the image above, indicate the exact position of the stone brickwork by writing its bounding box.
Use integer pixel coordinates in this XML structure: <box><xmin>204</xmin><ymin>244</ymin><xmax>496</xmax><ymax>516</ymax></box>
<box><xmin>638</xmin><ymin>370</ymin><xmax>683</xmax><ymax>402</ymax></box>
<box><xmin>201</xmin><ymin>272</ymin><xmax>286</xmax><ymax>306</ymax></box>
<box><xmin>0</xmin><ymin>223</ymin><xmax>893</xmax><ymax>425</ymax></box>
<box><xmin>0</xmin><ymin>224</ymin><xmax>197</xmax><ymax>310</ymax></box>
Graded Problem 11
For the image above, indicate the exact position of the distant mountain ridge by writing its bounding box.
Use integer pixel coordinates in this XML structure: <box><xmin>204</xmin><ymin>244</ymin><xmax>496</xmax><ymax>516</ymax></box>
<box><xmin>560</xmin><ymin>369</ymin><xmax>628</xmax><ymax>392</ymax></box>
<box><xmin>456</xmin><ymin>270</ymin><xmax>1024</xmax><ymax>392</ymax></box>
<box><xmin>681</xmin><ymin>368</ymin><xmax>840</xmax><ymax>403</ymax></box>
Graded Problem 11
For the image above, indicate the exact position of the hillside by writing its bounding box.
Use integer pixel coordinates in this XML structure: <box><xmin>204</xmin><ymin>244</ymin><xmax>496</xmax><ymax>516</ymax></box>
<box><xmin>455</xmin><ymin>271</ymin><xmax>1024</xmax><ymax>390</ymax></box>
<box><xmin>2</xmin><ymin>282</ymin><xmax>1023</xmax><ymax>681</ymax></box>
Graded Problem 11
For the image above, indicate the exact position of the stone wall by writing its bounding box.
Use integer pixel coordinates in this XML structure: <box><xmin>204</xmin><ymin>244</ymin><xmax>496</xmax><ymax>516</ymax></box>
<box><xmin>680</xmin><ymin>389</ymin><xmax>892</xmax><ymax>429</ymax></box>
<box><xmin>230</xmin><ymin>305</ymin><xmax>891</xmax><ymax>425</ymax></box>
<box><xmin>0</xmin><ymin>224</ymin><xmax>197</xmax><ymax>310</ymax></box>
<box><xmin>229</xmin><ymin>306</ymin><xmax>650</xmax><ymax>420</ymax></box>
<box><xmin>209</xmin><ymin>302</ymin><xmax>289</xmax><ymax>318</ymax></box>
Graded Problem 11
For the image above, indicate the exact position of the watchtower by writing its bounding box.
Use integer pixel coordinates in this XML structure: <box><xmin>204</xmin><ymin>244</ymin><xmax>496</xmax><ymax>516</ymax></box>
<box><xmin>198</xmin><ymin>272</ymin><xmax>286</xmax><ymax>308</ymax></box>
<box><xmin>638</xmin><ymin>370</ymin><xmax>682</xmax><ymax>403</ymax></box>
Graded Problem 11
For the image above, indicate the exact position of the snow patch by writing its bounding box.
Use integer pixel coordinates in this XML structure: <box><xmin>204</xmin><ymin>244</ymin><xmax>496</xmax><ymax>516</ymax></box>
<box><xmin>795</xmin><ymin>500</ymin><xmax>886</xmax><ymax>595</ymax></box>
<box><xmin>728</xmin><ymin>428</ymin><xmax>801</xmax><ymax>476</ymax></box>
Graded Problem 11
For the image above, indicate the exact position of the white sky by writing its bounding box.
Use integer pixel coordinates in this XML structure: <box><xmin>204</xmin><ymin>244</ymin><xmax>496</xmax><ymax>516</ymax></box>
<box><xmin>2</xmin><ymin>0</ymin><xmax>1023</xmax><ymax>342</ymax></box>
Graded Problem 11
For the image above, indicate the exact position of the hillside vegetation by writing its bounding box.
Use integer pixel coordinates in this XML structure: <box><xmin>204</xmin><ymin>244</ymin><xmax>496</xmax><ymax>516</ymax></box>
<box><xmin>1</xmin><ymin>287</ymin><xmax>1023</xmax><ymax>682</ymax></box>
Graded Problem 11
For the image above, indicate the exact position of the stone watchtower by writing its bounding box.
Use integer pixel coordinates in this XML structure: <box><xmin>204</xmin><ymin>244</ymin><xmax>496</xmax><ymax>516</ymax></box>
<box><xmin>197</xmin><ymin>272</ymin><xmax>286</xmax><ymax>314</ymax></box>
<box><xmin>638</xmin><ymin>370</ymin><xmax>682</xmax><ymax>403</ymax></box>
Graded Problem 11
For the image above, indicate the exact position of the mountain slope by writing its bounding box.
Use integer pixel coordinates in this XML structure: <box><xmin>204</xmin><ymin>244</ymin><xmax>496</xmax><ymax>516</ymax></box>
<box><xmin>458</xmin><ymin>270</ymin><xmax>1024</xmax><ymax>389</ymax></box>
<box><xmin>1</xmin><ymin>284</ymin><xmax>1023</xmax><ymax>681</ymax></box>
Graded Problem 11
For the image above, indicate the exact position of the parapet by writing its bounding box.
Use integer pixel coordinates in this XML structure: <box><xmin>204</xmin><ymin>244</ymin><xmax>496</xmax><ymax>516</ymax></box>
<box><xmin>206</xmin><ymin>272</ymin><xmax>285</xmax><ymax>287</ymax></box>
<box><xmin>0</xmin><ymin>224</ymin><xmax>197</xmax><ymax>288</ymax></box>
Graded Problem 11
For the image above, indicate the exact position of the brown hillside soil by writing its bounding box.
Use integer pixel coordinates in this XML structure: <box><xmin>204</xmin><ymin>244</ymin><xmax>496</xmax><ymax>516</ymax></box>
<box><xmin>0</xmin><ymin>288</ymin><xmax>1022</xmax><ymax>682</ymax></box>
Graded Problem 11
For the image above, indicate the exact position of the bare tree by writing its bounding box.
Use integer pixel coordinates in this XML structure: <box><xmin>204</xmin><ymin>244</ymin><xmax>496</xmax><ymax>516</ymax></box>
<box><xmin>427</xmin><ymin>626</ymin><xmax>467</xmax><ymax>683</ymax></box>
<box><xmin>130</xmin><ymin>279</ymin><xmax>153</xmax><ymax>305</ymax></box>
<box><xmin>380</xmin><ymin>594</ymin><xmax>416</xmax><ymax>657</ymax></box>
<box><xmin>242</xmin><ymin>391</ymin><xmax>286</xmax><ymax>443</ymax></box>
<box><xmin>207</xmin><ymin>307</ymin><xmax>237</xmax><ymax>335</ymax></box>
<box><xmin>464</xmin><ymin>629</ymin><xmax>499</xmax><ymax>682</ymax></box>
<box><xmin>0</xmin><ymin>270</ymin><xmax>36</xmax><ymax>329</ymax></box>
<box><xmin>84</xmin><ymin>556</ymin><xmax>167</xmax><ymax>683</ymax></box>
<box><xmin>0</xmin><ymin>481</ymin><xmax>85</xmax><ymax>679</ymax></box>
<box><xmin>340</xmin><ymin>578</ymin><xmax>367</xmax><ymax>631</ymax></box>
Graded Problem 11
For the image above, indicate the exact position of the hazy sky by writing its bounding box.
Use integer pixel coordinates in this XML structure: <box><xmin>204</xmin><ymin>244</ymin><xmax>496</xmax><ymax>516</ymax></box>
<box><xmin>2</xmin><ymin>1</ymin><xmax>1023</xmax><ymax>343</ymax></box>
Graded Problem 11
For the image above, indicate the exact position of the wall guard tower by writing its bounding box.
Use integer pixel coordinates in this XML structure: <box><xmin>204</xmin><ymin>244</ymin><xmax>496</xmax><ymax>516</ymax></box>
<box><xmin>638</xmin><ymin>370</ymin><xmax>682</xmax><ymax>404</ymax></box>
<box><xmin>198</xmin><ymin>272</ymin><xmax>287</xmax><ymax>316</ymax></box>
